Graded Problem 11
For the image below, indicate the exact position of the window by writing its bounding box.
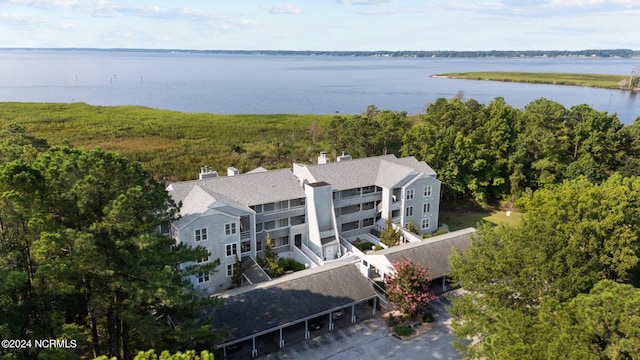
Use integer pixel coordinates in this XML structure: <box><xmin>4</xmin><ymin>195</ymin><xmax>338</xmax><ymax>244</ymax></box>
<box><xmin>196</xmin><ymin>256</ymin><xmax>209</xmax><ymax>264</ymax></box>
<box><xmin>225</xmin><ymin>223</ymin><xmax>237</xmax><ymax>235</ymax></box>
<box><xmin>424</xmin><ymin>186</ymin><xmax>432</xmax><ymax>197</ymax></box>
<box><xmin>362</xmin><ymin>186</ymin><xmax>376</xmax><ymax>194</ymax></box>
<box><xmin>241</xmin><ymin>241</ymin><xmax>251</xmax><ymax>253</ymax></box>
<box><xmin>290</xmin><ymin>215</ymin><xmax>305</xmax><ymax>225</ymax></box>
<box><xmin>226</xmin><ymin>264</ymin><xmax>234</xmax><ymax>278</ymax></box>
<box><xmin>251</xmin><ymin>204</ymin><xmax>262</xmax><ymax>213</ymax></box>
<box><xmin>256</xmin><ymin>223</ymin><xmax>263</xmax><ymax>232</ymax></box>
<box><xmin>342</xmin><ymin>188</ymin><xmax>360</xmax><ymax>198</ymax></box>
<box><xmin>226</xmin><ymin>243</ymin><xmax>238</xmax><ymax>257</ymax></box>
<box><xmin>274</xmin><ymin>236</ymin><xmax>289</xmax><ymax>247</ymax></box>
<box><xmin>421</xmin><ymin>218</ymin><xmax>430</xmax><ymax>229</ymax></box>
<box><xmin>159</xmin><ymin>222</ymin><xmax>171</xmax><ymax>235</ymax></box>
<box><xmin>363</xmin><ymin>218</ymin><xmax>374</xmax><ymax>227</ymax></box>
<box><xmin>342</xmin><ymin>221</ymin><xmax>359</xmax><ymax>232</ymax></box>
<box><xmin>362</xmin><ymin>201</ymin><xmax>375</xmax><ymax>210</ymax></box>
<box><xmin>256</xmin><ymin>240</ymin><xmax>262</xmax><ymax>251</ymax></box>
<box><xmin>195</xmin><ymin>228</ymin><xmax>207</xmax><ymax>242</ymax></box>
<box><xmin>405</xmin><ymin>206</ymin><xmax>413</xmax><ymax>217</ymax></box>
<box><xmin>406</xmin><ymin>189</ymin><xmax>415</xmax><ymax>200</ymax></box>
<box><xmin>197</xmin><ymin>272</ymin><xmax>210</xmax><ymax>283</ymax></box>
<box><xmin>423</xmin><ymin>203</ymin><xmax>431</xmax><ymax>213</ymax></box>
<box><xmin>290</xmin><ymin>198</ymin><xmax>305</xmax><ymax>207</ymax></box>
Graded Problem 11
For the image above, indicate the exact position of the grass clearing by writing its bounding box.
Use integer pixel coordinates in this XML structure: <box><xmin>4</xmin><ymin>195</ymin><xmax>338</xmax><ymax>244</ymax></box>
<box><xmin>440</xmin><ymin>209</ymin><xmax>522</xmax><ymax>230</ymax></box>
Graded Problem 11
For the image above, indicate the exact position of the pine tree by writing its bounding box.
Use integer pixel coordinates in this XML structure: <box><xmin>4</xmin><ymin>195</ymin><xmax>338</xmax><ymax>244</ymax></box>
<box><xmin>380</xmin><ymin>215</ymin><xmax>400</xmax><ymax>247</ymax></box>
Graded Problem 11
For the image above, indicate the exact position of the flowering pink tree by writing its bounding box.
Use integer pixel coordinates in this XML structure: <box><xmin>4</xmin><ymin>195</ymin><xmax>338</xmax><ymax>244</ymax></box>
<box><xmin>384</xmin><ymin>259</ymin><xmax>435</xmax><ymax>316</ymax></box>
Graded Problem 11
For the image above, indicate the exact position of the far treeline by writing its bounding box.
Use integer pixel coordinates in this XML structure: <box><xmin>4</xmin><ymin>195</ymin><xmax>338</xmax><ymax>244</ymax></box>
<box><xmin>19</xmin><ymin>48</ymin><xmax>640</xmax><ymax>58</ymax></box>
<box><xmin>2</xmin><ymin>97</ymin><xmax>640</xmax><ymax>207</ymax></box>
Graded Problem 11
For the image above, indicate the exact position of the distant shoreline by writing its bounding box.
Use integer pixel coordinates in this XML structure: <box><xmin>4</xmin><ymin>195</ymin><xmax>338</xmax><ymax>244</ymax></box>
<box><xmin>434</xmin><ymin>71</ymin><xmax>639</xmax><ymax>91</ymax></box>
<box><xmin>1</xmin><ymin>48</ymin><xmax>639</xmax><ymax>58</ymax></box>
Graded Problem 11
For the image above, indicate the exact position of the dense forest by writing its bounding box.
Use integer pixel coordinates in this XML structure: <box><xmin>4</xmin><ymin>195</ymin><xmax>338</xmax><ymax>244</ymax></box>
<box><xmin>0</xmin><ymin>130</ymin><xmax>223</xmax><ymax>360</ymax></box>
<box><xmin>1</xmin><ymin>97</ymin><xmax>640</xmax><ymax>359</ymax></box>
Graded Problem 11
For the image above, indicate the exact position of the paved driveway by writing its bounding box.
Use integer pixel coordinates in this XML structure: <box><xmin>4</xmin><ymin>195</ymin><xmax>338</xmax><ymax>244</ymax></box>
<box><xmin>258</xmin><ymin>294</ymin><xmax>463</xmax><ymax>360</ymax></box>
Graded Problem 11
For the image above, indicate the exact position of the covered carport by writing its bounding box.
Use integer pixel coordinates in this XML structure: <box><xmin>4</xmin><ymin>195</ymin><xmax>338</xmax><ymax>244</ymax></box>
<box><xmin>201</xmin><ymin>262</ymin><xmax>378</xmax><ymax>358</ymax></box>
<box><xmin>363</xmin><ymin>227</ymin><xmax>475</xmax><ymax>293</ymax></box>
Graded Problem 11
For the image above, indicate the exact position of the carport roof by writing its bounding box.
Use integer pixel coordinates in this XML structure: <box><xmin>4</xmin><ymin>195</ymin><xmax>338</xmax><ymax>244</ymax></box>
<box><xmin>382</xmin><ymin>227</ymin><xmax>475</xmax><ymax>278</ymax></box>
<box><xmin>201</xmin><ymin>262</ymin><xmax>376</xmax><ymax>343</ymax></box>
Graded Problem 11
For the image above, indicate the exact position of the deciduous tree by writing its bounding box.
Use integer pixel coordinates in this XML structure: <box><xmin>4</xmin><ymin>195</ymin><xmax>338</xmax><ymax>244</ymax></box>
<box><xmin>384</xmin><ymin>259</ymin><xmax>435</xmax><ymax>316</ymax></box>
<box><xmin>449</xmin><ymin>175</ymin><xmax>640</xmax><ymax>358</ymax></box>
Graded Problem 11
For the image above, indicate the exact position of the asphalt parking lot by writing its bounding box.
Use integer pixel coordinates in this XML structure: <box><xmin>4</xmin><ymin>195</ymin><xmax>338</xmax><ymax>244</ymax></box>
<box><xmin>254</xmin><ymin>293</ymin><xmax>463</xmax><ymax>360</ymax></box>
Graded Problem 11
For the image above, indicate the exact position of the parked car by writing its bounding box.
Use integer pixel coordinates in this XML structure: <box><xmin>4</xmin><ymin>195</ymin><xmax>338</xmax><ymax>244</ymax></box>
<box><xmin>308</xmin><ymin>317</ymin><xmax>324</xmax><ymax>330</ymax></box>
<box><xmin>332</xmin><ymin>309</ymin><xmax>345</xmax><ymax>320</ymax></box>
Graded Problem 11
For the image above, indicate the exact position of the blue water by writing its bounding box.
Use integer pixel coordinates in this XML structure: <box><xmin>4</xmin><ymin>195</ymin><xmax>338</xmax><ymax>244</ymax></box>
<box><xmin>0</xmin><ymin>50</ymin><xmax>638</xmax><ymax>123</ymax></box>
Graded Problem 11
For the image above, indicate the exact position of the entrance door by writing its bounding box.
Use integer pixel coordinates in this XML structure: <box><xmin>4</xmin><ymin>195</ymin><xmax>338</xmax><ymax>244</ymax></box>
<box><xmin>324</xmin><ymin>246</ymin><xmax>334</xmax><ymax>261</ymax></box>
<box><xmin>295</xmin><ymin>234</ymin><xmax>302</xmax><ymax>248</ymax></box>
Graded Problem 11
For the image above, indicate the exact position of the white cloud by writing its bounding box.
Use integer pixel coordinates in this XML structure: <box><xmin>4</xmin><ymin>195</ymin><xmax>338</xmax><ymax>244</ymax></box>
<box><xmin>262</xmin><ymin>3</ymin><xmax>301</xmax><ymax>15</ymax></box>
<box><xmin>4</xmin><ymin>0</ymin><xmax>86</xmax><ymax>9</ymax></box>
<box><xmin>337</xmin><ymin>0</ymin><xmax>396</xmax><ymax>4</ymax></box>
<box><xmin>0</xmin><ymin>11</ymin><xmax>43</xmax><ymax>25</ymax></box>
<box><xmin>54</xmin><ymin>22</ymin><xmax>81</xmax><ymax>30</ymax></box>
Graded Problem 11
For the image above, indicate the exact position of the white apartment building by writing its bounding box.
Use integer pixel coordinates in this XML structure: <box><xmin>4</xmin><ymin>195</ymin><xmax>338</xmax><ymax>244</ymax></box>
<box><xmin>166</xmin><ymin>153</ymin><xmax>441</xmax><ymax>294</ymax></box>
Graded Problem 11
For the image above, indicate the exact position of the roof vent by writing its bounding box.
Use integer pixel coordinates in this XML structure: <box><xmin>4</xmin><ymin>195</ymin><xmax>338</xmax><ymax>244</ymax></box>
<box><xmin>336</xmin><ymin>152</ymin><xmax>352</xmax><ymax>162</ymax></box>
<box><xmin>227</xmin><ymin>166</ymin><xmax>239</xmax><ymax>176</ymax></box>
<box><xmin>199</xmin><ymin>166</ymin><xmax>218</xmax><ymax>180</ymax></box>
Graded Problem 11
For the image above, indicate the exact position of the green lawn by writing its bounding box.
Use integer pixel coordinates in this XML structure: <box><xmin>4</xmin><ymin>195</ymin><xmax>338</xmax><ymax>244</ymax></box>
<box><xmin>439</xmin><ymin>209</ymin><xmax>522</xmax><ymax>231</ymax></box>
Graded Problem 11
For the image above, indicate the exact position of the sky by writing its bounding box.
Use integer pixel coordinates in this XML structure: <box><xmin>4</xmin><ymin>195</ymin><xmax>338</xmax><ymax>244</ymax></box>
<box><xmin>0</xmin><ymin>0</ymin><xmax>638</xmax><ymax>51</ymax></box>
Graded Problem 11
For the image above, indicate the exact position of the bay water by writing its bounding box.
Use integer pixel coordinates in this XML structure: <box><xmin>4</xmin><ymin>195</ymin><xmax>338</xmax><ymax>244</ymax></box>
<box><xmin>0</xmin><ymin>50</ymin><xmax>638</xmax><ymax>124</ymax></box>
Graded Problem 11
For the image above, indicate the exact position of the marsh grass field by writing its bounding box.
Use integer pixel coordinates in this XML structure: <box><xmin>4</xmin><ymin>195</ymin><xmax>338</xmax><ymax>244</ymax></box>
<box><xmin>436</xmin><ymin>72</ymin><xmax>629</xmax><ymax>89</ymax></box>
<box><xmin>0</xmin><ymin>102</ymin><xmax>334</xmax><ymax>181</ymax></box>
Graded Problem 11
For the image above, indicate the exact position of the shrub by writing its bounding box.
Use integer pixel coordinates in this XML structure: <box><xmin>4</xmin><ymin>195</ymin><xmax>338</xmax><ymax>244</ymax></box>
<box><xmin>374</xmin><ymin>244</ymin><xmax>384</xmax><ymax>251</ymax></box>
<box><xmin>278</xmin><ymin>258</ymin><xmax>306</xmax><ymax>272</ymax></box>
<box><xmin>422</xmin><ymin>312</ymin><xmax>435</xmax><ymax>323</ymax></box>
<box><xmin>393</xmin><ymin>325</ymin><xmax>414</xmax><ymax>337</ymax></box>
<box><xmin>355</xmin><ymin>241</ymin><xmax>375</xmax><ymax>252</ymax></box>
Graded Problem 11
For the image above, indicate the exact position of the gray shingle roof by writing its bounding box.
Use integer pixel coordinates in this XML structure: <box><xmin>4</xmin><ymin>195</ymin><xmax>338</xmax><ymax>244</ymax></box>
<box><xmin>202</xmin><ymin>262</ymin><xmax>377</xmax><ymax>343</ymax></box>
<box><xmin>299</xmin><ymin>154</ymin><xmax>436</xmax><ymax>190</ymax></box>
<box><xmin>375</xmin><ymin>159</ymin><xmax>418</xmax><ymax>189</ymax></box>
<box><xmin>167</xmin><ymin>168</ymin><xmax>305</xmax><ymax>207</ymax></box>
<box><xmin>381</xmin><ymin>228</ymin><xmax>475</xmax><ymax>278</ymax></box>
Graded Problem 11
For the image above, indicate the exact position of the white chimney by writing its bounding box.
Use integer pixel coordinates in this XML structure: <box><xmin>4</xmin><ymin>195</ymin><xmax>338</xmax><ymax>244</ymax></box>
<box><xmin>318</xmin><ymin>151</ymin><xmax>330</xmax><ymax>164</ymax></box>
<box><xmin>227</xmin><ymin>166</ymin><xmax>239</xmax><ymax>176</ymax></box>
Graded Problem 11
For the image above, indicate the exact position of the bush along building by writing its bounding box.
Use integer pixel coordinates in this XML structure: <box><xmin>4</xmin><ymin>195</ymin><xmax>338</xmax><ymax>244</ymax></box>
<box><xmin>165</xmin><ymin>153</ymin><xmax>443</xmax><ymax>294</ymax></box>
